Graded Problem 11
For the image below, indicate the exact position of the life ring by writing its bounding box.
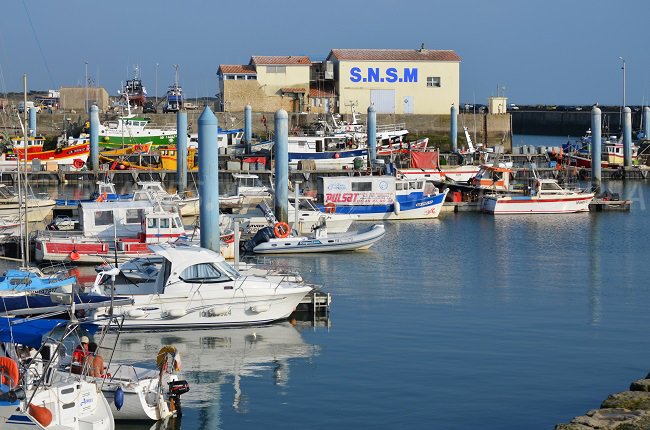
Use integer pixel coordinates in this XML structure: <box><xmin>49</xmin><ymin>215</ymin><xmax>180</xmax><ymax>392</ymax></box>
<box><xmin>133</xmin><ymin>144</ymin><xmax>143</xmax><ymax>152</ymax></box>
<box><xmin>72</xmin><ymin>158</ymin><xmax>85</xmax><ymax>169</ymax></box>
<box><xmin>156</xmin><ymin>346</ymin><xmax>180</xmax><ymax>371</ymax></box>
<box><xmin>0</xmin><ymin>357</ymin><xmax>19</xmax><ymax>388</ymax></box>
<box><xmin>273</xmin><ymin>222</ymin><xmax>290</xmax><ymax>238</ymax></box>
<box><xmin>324</xmin><ymin>202</ymin><xmax>336</xmax><ymax>214</ymax></box>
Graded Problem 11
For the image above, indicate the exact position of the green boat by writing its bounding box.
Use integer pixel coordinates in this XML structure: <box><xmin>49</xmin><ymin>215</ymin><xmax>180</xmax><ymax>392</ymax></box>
<box><xmin>99</xmin><ymin>114</ymin><xmax>177</xmax><ymax>149</ymax></box>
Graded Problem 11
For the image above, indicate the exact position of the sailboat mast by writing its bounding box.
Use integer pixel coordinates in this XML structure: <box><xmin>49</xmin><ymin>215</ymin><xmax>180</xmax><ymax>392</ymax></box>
<box><xmin>22</xmin><ymin>74</ymin><xmax>29</xmax><ymax>265</ymax></box>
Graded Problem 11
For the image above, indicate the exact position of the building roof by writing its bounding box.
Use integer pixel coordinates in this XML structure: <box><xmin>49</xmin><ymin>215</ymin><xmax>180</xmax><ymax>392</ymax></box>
<box><xmin>250</xmin><ymin>56</ymin><xmax>311</xmax><ymax>65</ymax></box>
<box><xmin>309</xmin><ymin>88</ymin><xmax>336</xmax><ymax>98</ymax></box>
<box><xmin>280</xmin><ymin>87</ymin><xmax>306</xmax><ymax>93</ymax></box>
<box><xmin>218</xmin><ymin>65</ymin><xmax>257</xmax><ymax>75</ymax></box>
<box><xmin>327</xmin><ymin>49</ymin><xmax>461</xmax><ymax>62</ymax></box>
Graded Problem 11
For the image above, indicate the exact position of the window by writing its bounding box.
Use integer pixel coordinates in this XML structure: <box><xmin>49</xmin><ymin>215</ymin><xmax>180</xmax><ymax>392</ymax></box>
<box><xmin>246</xmin><ymin>75</ymin><xmax>257</xmax><ymax>80</ymax></box>
<box><xmin>179</xmin><ymin>263</ymin><xmax>225</xmax><ymax>283</ymax></box>
<box><xmin>352</xmin><ymin>182</ymin><xmax>372</xmax><ymax>192</ymax></box>
<box><xmin>267</xmin><ymin>66</ymin><xmax>286</xmax><ymax>74</ymax></box>
<box><xmin>147</xmin><ymin>218</ymin><xmax>157</xmax><ymax>229</ymax></box>
<box><xmin>159</xmin><ymin>218</ymin><xmax>170</xmax><ymax>229</ymax></box>
<box><xmin>225</xmin><ymin>75</ymin><xmax>235</xmax><ymax>80</ymax></box>
<box><xmin>94</xmin><ymin>210</ymin><xmax>114</xmax><ymax>226</ymax></box>
<box><xmin>125</xmin><ymin>209</ymin><xmax>143</xmax><ymax>224</ymax></box>
<box><xmin>427</xmin><ymin>77</ymin><xmax>441</xmax><ymax>88</ymax></box>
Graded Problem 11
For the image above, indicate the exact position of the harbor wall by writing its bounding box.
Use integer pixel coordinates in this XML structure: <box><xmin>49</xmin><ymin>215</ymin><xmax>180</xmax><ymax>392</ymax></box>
<box><xmin>511</xmin><ymin>110</ymin><xmax>645</xmax><ymax>136</ymax></box>
<box><xmin>10</xmin><ymin>111</ymin><xmax>513</xmax><ymax>151</ymax></box>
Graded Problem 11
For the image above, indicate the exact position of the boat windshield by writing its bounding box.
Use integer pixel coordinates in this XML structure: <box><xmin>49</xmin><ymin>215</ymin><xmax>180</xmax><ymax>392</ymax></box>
<box><xmin>179</xmin><ymin>261</ymin><xmax>238</xmax><ymax>283</ymax></box>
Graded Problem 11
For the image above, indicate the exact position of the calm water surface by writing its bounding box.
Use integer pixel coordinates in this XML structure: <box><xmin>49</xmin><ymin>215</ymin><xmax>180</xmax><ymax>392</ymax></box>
<box><xmin>25</xmin><ymin>136</ymin><xmax>650</xmax><ymax>429</ymax></box>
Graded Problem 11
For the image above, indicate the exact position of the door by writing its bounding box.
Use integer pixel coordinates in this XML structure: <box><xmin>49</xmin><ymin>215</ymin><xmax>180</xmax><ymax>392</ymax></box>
<box><xmin>403</xmin><ymin>96</ymin><xmax>414</xmax><ymax>114</ymax></box>
<box><xmin>370</xmin><ymin>90</ymin><xmax>395</xmax><ymax>114</ymax></box>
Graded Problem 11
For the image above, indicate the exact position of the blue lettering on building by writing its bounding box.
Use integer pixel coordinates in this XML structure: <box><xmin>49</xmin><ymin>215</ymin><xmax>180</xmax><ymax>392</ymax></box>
<box><xmin>350</xmin><ymin>67</ymin><xmax>362</xmax><ymax>83</ymax></box>
<box><xmin>349</xmin><ymin>67</ymin><xmax>419</xmax><ymax>83</ymax></box>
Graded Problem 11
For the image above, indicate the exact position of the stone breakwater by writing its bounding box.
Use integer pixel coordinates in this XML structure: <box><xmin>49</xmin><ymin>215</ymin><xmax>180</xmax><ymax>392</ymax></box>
<box><xmin>556</xmin><ymin>374</ymin><xmax>650</xmax><ymax>429</ymax></box>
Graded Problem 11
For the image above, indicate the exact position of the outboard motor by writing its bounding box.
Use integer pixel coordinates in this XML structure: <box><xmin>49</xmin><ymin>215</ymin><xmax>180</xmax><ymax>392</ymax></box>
<box><xmin>241</xmin><ymin>226</ymin><xmax>275</xmax><ymax>253</ymax></box>
<box><xmin>168</xmin><ymin>380</ymin><xmax>190</xmax><ymax>416</ymax></box>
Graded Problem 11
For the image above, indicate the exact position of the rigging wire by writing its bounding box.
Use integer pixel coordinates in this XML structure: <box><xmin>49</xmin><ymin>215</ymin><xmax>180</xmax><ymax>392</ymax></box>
<box><xmin>21</xmin><ymin>0</ymin><xmax>56</xmax><ymax>89</ymax></box>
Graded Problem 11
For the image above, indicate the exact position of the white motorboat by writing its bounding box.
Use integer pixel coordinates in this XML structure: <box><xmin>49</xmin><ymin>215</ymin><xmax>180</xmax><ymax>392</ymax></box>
<box><xmin>0</xmin><ymin>319</ymin><xmax>115</xmax><ymax>430</ymax></box>
<box><xmin>248</xmin><ymin>219</ymin><xmax>385</xmax><ymax>254</ymax></box>
<box><xmin>480</xmin><ymin>177</ymin><xmax>594</xmax><ymax>214</ymax></box>
<box><xmin>89</xmin><ymin>242</ymin><xmax>313</xmax><ymax>329</ymax></box>
<box><xmin>0</xmin><ymin>184</ymin><xmax>55</xmax><ymax>222</ymax></box>
<box><xmin>135</xmin><ymin>181</ymin><xmax>200</xmax><ymax>217</ymax></box>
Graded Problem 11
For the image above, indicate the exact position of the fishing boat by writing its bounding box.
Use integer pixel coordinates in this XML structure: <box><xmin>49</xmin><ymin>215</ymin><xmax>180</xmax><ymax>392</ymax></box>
<box><xmin>377</xmin><ymin>137</ymin><xmax>428</xmax><ymax>155</ymax></box>
<box><xmin>480</xmin><ymin>177</ymin><xmax>594</xmax><ymax>214</ymax></box>
<box><xmin>99</xmin><ymin>112</ymin><xmax>177</xmax><ymax>148</ymax></box>
<box><xmin>0</xmin><ymin>137</ymin><xmax>89</xmax><ymax>171</ymax></box>
<box><xmin>88</xmin><ymin>242</ymin><xmax>313</xmax><ymax>329</ymax></box>
<box><xmin>314</xmin><ymin>176</ymin><xmax>448</xmax><ymax>220</ymax></box>
<box><xmin>122</xmin><ymin>73</ymin><xmax>147</xmax><ymax>107</ymax></box>
<box><xmin>287</xmin><ymin>134</ymin><xmax>368</xmax><ymax>169</ymax></box>
<box><xmin>245</xmin><ymin>218</ymin><xmax>384</xmax><ymax>254</ymax></box>
<box><xmin>396</xmin><ymin>149</ymin><xmax>482</xmax><ymax>183</ymax></box>
<box><xmin>0</xmin><ymin>318</ymin><xmax>116</xmax><ymax>430</ymax></box>
<box><xmin>34</xmin><ymin>200</ymin><xmax>190</xmax><ymax>263</ymax></box>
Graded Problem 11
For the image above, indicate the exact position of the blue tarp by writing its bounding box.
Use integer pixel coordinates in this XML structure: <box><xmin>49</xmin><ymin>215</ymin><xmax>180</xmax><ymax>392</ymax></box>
<box><xmin>0</xmin><ymin>318</ymin><xmax>65</xmax><ymax>349</ymax></box>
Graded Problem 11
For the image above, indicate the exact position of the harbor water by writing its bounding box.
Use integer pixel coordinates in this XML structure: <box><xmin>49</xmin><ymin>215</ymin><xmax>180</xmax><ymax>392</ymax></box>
<box><xmin>17</xmin><ymin>136</ymin><xmax>650</xmax><ymax>429</ymax></box>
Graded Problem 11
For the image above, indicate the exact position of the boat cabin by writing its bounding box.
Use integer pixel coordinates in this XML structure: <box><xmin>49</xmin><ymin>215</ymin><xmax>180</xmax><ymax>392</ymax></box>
<box><xmin>470</xmin><ymin>165</ymin><xmax>513</xmax><ymax>191</ymax></box>
<box><xmin>78</xmin><ymin>200</ymin><xmax>183</xmax><ymax>241</ymax></box>
<box><xmin>232</xmin><ymin>173</ymin><xmax>269</xmax><ymax>196</ymax></box>
<box><xmin>525</xmin><ymin>178</ymin><xmax>574</xmax><ymax>197</ymax></box>
<box><xmin>288</xmin><ymin>135</ymin><xmax>359</xmax><ymax>154</ymax></box>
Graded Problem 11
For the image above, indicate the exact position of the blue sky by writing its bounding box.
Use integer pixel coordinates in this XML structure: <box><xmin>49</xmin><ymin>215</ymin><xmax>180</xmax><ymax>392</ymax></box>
<box><xmin>1</xmin><ymin>0</ymin><xmax>647</xmax><ymax>106</ymax></box>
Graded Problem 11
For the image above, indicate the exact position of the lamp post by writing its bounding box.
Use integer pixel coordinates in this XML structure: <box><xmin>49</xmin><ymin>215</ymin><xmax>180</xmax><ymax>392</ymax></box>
<box><xmin>155</xmin><ymin>63</ymin><xmax>159</xmax><ymax>105</ymax></box>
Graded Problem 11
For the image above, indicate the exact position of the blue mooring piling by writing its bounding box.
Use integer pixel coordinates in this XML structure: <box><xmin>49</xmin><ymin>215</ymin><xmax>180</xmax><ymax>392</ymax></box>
<box><xmin>367</xmin><ymin>105</ymin><xmax>377</xmax><ymax>165</ymax></box>
<box><xmin>450</xmin><ymin>104</ymin><xmax>458</xmax><ymax>152</ymax></box>
<box><xmin>198</xmin><ymin>106</ymin><xmax>220</xmax><ymax>252</ymax></box>
<box><xmin>89</xmin><ymin>105</ymin><xmax>99</xmax><ymax>171</ymax></box>
<box><xmin>28</xmin><ymin>107</ymin><xmax>36</xmax><ymax>137</ymax></box>
<box><xmin>244</xmin><ymin>105</ymin><xmax>252</xmax><ymax>153</ymax></box>
<box><xmin>644</xmin><ymin>107</ymin><xmax>650</xmax><ymax>141</ymax></box>
<box><xmin>591</xmin><ymin>106</ymin><xmax>602</xmax><ymax>189</ymax></box>
<box><xmin>623</xmin><ymin>106</ymin><xmax>632</xmax><ymax>167</ymax></box>
<box><xmin>176</xmin><ymin>111</ymin><xmax>188</xmax><ymax>194</ymax></box>
<box><xmin>274</xmin><ymin>109</ymin><xmax>288</xmax><ymax>223</ymax></box>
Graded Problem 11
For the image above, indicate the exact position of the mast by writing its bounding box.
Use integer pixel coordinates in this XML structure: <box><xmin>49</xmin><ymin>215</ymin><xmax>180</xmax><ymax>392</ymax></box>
<box><xmin>23</xmin><ymin>75</ymin><xmax>30</xmax><ymax>265</ymax></box>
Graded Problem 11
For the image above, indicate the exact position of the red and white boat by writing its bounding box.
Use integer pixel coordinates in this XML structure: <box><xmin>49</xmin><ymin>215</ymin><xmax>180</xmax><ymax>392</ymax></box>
<box><xmin>34</xmin><ymin>200</ymin><xmax>189</xmax><ymax>263</ymax></box>
<box><xmin>480</xmin><ymin>177</ymin><xmax>594</xmax><ymax>214</ymax></box>
<box><xmin>1</xmin><ymin>136</ymin><xmax>89</xmax><ymax>170</ymax></box>
<box><xmin>397</xmin><ymin>149</ymin><xmax>482</xmax><ymax>183</ymax></box>
<box><xmin>377</xmin><ymin>137</ymin><xmax>428</xmax><ymax>156</ymax></box>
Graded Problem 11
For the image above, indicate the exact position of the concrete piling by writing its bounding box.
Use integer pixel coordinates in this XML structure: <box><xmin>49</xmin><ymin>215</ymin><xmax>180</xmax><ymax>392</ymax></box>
<box><xmin>450</xmin><ymin>104</ymin><xmax>458</xmax><ymax>152</ymax></box>
<box><xmin>591</xmin><ymin>106</ymin><xmax>602</xmax><ymax>189</ymax></box>
<box><xmin>176</xmin><ymin>111</ymin><xmax>188</xmax><ymax>194</ymax></box>
<box><xmin>367</xmin><ymin>105</ymin><xmax>377</xmax><ymax>165</ymax></box>
<box><xmin>89</xmin><ymin>105</ymin><xmax>99</xmax><ymax>171</ymax></box>
<box><xmin>198</xmin><ymin>106</ymin><xmax>220</xmax><ymax>252</ymax></box>
<box><xmin>623</xmin><ymin>106</ymin><xmax>632</xmax><ymax>167</ymax></box>
<box><xmin>274</xmin><ymin>109</ymin><xmax>288</xmax><ymax>224</ymax></box>
<box><xmin>29</xmin><ymin>107</ymin><xmax>37</xmax><ymax>137</ymax></box>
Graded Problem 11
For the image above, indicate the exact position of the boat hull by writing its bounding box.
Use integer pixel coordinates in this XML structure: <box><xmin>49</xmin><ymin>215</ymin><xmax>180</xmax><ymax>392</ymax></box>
<box><xmin>0</xmin><ymin>201</ymin><xmax>55</xmax><ymax>222</ymax></box>
<box><xmin>480</xmin><ymin>194</ymin><xmax>594</xmax><ymax>214</ymax></box>
<box><xmin>253</xmin><ymin>224</ymin><xmax>384</xmax><ymax>254</ymax></box>
<box><xmin>319</xmin><ymin>189</ymin><xmax>448</xmax><ymax>221</ymax></box>
<box><xmin>93</xmin><ymin>286</ymin><xmax>312</xmax><ymax>329</ymax></box>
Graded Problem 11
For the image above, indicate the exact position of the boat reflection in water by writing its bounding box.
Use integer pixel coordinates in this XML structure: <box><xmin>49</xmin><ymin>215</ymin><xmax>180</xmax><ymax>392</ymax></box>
<box><xmin>105</xmin><ymin>321</ymin><xmax>319</xmax><ymax>430</ymax></box>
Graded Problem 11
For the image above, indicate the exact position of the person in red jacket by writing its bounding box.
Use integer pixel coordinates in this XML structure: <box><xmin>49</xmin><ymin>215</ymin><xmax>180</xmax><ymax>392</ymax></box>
<box><xmin>71</xmin><ymin>335</ymin><xmax>90</xmax><ymax>374</ymax></box>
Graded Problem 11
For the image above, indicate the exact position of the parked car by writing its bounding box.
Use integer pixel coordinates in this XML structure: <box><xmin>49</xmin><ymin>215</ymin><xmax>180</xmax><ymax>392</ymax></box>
<box><xmin>143</xmin><ymin>101</ymin><xmax>157</xmax><ymax>113</ymax></box>
<box><xmin>508</xmin><ymin>103</ymin><xmax>519</xmax><ymax>110</ymax></box>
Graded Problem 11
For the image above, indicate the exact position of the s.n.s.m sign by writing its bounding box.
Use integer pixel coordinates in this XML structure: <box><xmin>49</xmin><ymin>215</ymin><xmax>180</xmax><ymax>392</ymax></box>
<box><xmin>349</xmin><ymin>67</ymin><xmax>418</xmax><ymax>83</ymax></box>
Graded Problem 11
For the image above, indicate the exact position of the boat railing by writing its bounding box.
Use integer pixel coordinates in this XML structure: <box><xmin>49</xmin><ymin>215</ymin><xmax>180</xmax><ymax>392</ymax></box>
<box><xmin>376</xmin><ymin>122</ymin><xmax>407</xmax><ymax>133</ymax></box>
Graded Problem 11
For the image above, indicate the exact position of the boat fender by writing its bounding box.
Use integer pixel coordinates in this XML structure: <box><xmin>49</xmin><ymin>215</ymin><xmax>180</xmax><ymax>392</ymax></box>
<box><xmin>324</xmin><ymin>202</ymin><xmax>336</xmax><ymax>214</ymax></box>
<box><xmin>250</xmin><ymin>304</ymin><xmax>271</xmax><ymax>313</ymax></box>
<box><xmin>126</xmin><ymin>309</ymin><xmax>145</xmax><ymax>318</ymax></box>
<box><xmin>393</xmin><ymin>200</ymin><xmax>401</xmax><ymax>215</ymax></box>
<box><xmin>28</xmin><ymin>404</ymin><xmax>52</xmax><ymax>427</ymax></box>
<box><xmin>208</xmin><ymin>306</ymin><xmax>230</xmax><ymax>317</ymax></box>
<box><xmin>69</xmin><ymin>250</ymin><xmax>81</xmax><ymax>261</ymax></box>
<box><xmin>273</xmin><ymin>222</ymin><xmax>290</xmax><ymax>238</ymax></box>
<box><xmin>103</xmin><ymin>136</ymin><xmax>110</xmax><ymax>142</ymax></box>
<box><xmin>333</xmin><ymin>152</ymin><xmax>340</xmax><ymax>159</ymax></box>
<box><xmin>114</xmin><ymin>387</ymin><xmax>124</xmax><ymax>411</ymax></box>
<box><xmin>0</xmin><ymin>357</ymin><xmax>19</xmax><ymax>388</ymax></box>
<box><xmin>164</xmin><ymin>309</ymin><xmax>187</xmax><ymax>319</ymax></box>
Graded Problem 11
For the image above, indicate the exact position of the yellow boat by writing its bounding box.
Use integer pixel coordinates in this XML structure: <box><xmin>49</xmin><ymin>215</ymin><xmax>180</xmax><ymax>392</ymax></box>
<box><xmin>100</xmin><ymin>142</ymin><xmax>153</xmax><ymax>157</ymax></box>
<box><xmin>160</xmin><ymin>145</ymin><xmax>198</xmax><ymax>170</ymax></box>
